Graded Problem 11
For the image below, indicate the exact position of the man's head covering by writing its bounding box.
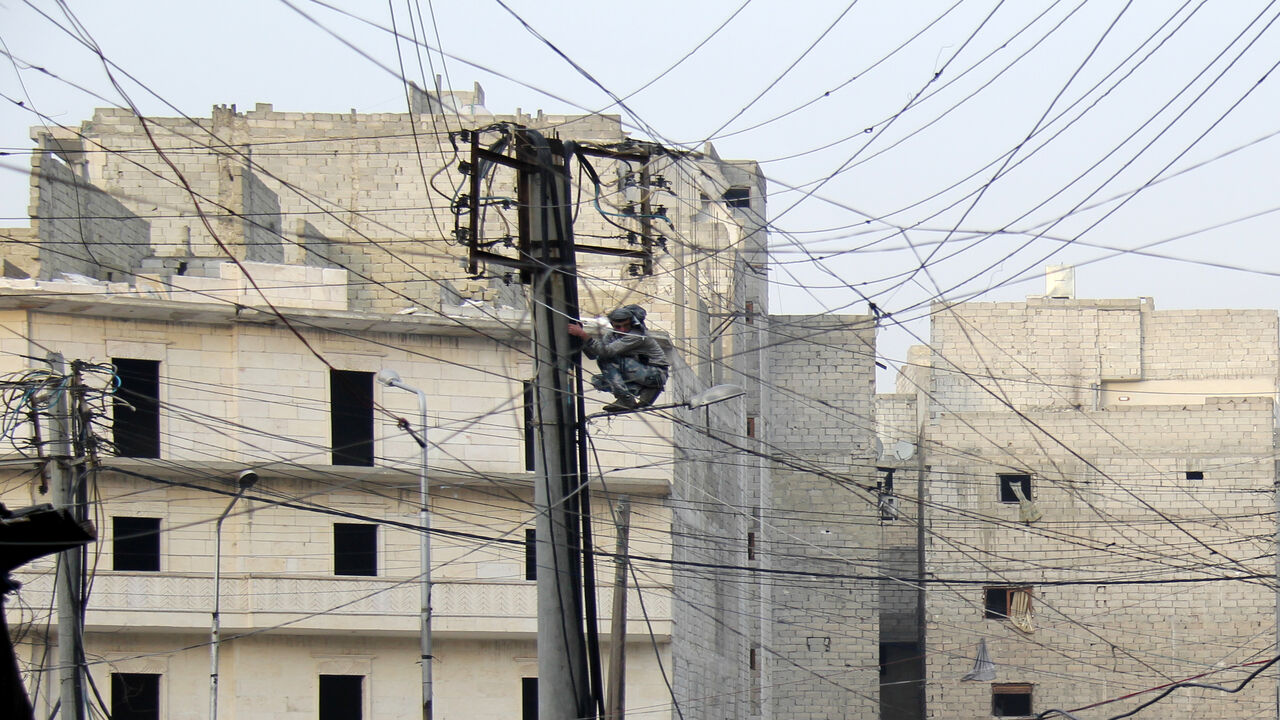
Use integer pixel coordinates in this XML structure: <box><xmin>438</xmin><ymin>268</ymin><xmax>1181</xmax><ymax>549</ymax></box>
<box><xmin>608</xmin><ymin>305</ymin><xmax>647</xmax><ymax>329</ymax></box>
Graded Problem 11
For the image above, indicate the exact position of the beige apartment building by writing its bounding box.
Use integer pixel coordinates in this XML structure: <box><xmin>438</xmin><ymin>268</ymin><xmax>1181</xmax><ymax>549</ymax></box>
<box><xmin>1</xmin><ymin>87</ymin><xmax>889</xmax><ymax>720</ymax></box>
<box><xmin>883</xmin><ymin>270</ymin><xmax>1279</xmax><ymax>719</ymax></box>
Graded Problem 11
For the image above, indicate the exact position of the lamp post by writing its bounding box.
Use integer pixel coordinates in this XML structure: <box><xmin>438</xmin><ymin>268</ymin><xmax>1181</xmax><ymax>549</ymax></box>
<box><xmin>210</xmin><ymin>470</ymin><xmax>258</xmax><ymax>720</ymax></box>
<box><xmin>376</xmin><ymin>369</ymin><xmax>433</xmax><ymax>720</ymax></box>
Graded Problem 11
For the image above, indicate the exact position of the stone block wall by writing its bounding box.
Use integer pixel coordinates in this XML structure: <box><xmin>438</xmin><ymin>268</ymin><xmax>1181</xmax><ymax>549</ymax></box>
<box><xmin>668</xmin><ymin>356</ymin><xmax>754</xmax><ymax>720</ymax></box>
<box><xmin>764</xmin><ymin>314</ymin><xmax>881</xmax><ymax>720</ymax></box>
<box><xmin>1142</xmin><ymin>308</ymin><xmax>1279</xmax><ymax>379</ymax></box>
<box><xmin>238</xmin><ymin>166</ymin><xmax>283</xmax><ymax>263</ymax></box>
<box><xmin>930</xmin><ymin>299</ymin><xmax>1280</xmax><ymax>415</ymax></box>
<box><xmin>25</xmin><ymin>150</ymin><xmax>151</xmax><ymax>281</ymax></box>
<box><xmin>46</xmin><ymin>104</ymin><xmax>762</xmax><ymax>352</ymax></box>
<box><xmin>923</xmin><ymin>299</ymin><xmax>1280</xmax><ymax>719</ymax></box>
<box><xmin>283</xmin><ymin>218</ymin><xmax>337</xmax><ymax>268</ymax></box>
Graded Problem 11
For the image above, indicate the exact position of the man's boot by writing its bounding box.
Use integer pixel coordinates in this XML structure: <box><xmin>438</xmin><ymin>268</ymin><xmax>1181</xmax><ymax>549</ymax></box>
<box><xmin>602</xmin><ymin>393</ymin><xmax>638</xmax><ymax>413</ymax></box>
<box><xmin>635</xmin><ymin>387</ymin><xmax>662</xmax><ymax>407</ymax></box>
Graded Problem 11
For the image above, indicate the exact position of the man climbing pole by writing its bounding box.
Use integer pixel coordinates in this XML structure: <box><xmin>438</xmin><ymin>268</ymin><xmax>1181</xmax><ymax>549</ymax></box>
<box><xmin>568</xmin><ymin>305</ymin><xmax>669</xmax><ymax>412</ymax></box>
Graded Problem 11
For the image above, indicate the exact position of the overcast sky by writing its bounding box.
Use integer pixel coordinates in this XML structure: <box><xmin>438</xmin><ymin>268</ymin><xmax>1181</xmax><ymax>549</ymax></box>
<box><xmin>3</xmin><ymin>1</ymin><xmax>1280</xmax><ymax>386</ymax></box>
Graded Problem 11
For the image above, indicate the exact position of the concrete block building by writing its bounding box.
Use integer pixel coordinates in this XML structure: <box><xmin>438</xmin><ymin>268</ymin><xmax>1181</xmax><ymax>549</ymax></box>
<box><xmin>897</xmin><ymin>272</ymin><xmax>1278</xmax><ymax>719</ymax></box>
<box><xmin>0</xmin><ymin>88</ymin><xmax>887</xmax><ymax>720</ymax></box>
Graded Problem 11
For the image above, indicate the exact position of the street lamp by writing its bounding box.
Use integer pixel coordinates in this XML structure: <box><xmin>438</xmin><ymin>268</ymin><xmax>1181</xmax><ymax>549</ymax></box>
<box><xmin>376</xmin><ymin>368</ymin><xmax>433</xmax><ymax>720</ymax></box>
<box><xmin>587</xmin><ymin>383</ymin><xmax>747</xmax><ymax>419</ymax></box>
<box><xmin>210</xmin><ymin>469</ymin><xmax>258</xmax><ymax>720</ymax></box>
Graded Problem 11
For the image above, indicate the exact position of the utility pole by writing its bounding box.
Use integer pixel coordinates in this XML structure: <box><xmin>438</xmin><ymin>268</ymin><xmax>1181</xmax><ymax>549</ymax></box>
<box><xmin>605</xmin><ymin>498</ymin><xmax>631</xmax><ymax>720</ymax></box>
<box><xmin>523</xmin><ymin>129</ymin><xmax>594</xmax><ymax>720</ymax></box>
<box><xmin>464</xmin><ymin>125</ymin><xmax>660</xmax><ymax>720</ymax></box>
<box><xmin>48</xmin><ymin>353</ymin><xmax>87</xmax><ymax>720</ymax></box>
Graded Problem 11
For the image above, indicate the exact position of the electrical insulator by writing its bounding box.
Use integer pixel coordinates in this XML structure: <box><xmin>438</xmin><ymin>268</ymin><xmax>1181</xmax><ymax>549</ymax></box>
<box><xmin>458</xmin><ymin>161</ymin><xmax>473</xmax><ymax>175</ymax></box>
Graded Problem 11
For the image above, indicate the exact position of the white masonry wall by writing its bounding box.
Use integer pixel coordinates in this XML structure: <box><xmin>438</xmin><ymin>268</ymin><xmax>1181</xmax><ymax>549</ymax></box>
<box><xmin>922</xmin><ymin>297</ymin><xmax>1278</xmax><ymax>719</ymax></box>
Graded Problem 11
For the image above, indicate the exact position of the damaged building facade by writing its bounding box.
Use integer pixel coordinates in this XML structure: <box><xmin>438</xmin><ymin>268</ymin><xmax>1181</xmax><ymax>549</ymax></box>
<box><xmin>881</xmin><ymin>269</ymin><xmax>1279</xmax><ymax>719</ymax></box>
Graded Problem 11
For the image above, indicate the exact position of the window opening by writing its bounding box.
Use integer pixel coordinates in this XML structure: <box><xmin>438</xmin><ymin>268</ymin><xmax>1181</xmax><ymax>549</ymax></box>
<box><xmin>1185</xmin><ymin>470</ymin><xmax>1204</xmax><ymax>480</ymax></box>
<box><xmin>521</xmin><ymin>677</ymin><xmax>538</xmax><ymax>720</ymax></box>
<box><xmin>111</xmin><ymin>672</ymin><xmax>160</xmax><ymax>720</ymax></box>
<box><xmin>985</xmin><ymin>587</ymin><xmax>1035</xmax><ymax>632</ymax></box>
<box><xmin>113</xmin><ymin>516</ymin><xmax>161</xmax><ymax>572</ymax></box>
<box><xmin>523</xmin><ymin>380</ymin><xmax>536</xmax><ymax>471</ymax></box>
<box><xmin>113</xmin><ymin>358</ymin><xmax>160</xmax><ymax>458</ymax></box>
<box><xmin>722</xmin><ymin>186</ymin><xmax>750</xmax><ymax>208</ymax></box>
<box><xmin>333</xmin><ymin>523</ymin><xmax>377</xmax><ymax>576</ymax></box>
<box><xmin>331</xmin><ymin>369</ymin><xmax>374</xmax><ymax>466</ymax></box>
<box><xmin>877</xmin><ymin>467</ymin><xmax>899</xmax><ymax>521</ymax></box>
<box><xmin>999</xmin><ymin>474</ymin><xmax>1032</xmax><ymax>503</ymax></box>
<box><xmin>525</xmin><ymin>527</ymin><xmax>537</xmax><ymax>581</ymax></box>
<box><xmin>319</xmin><ymin>674</ymin><xmax>363</xmax><ymax>720</ymax></box>
<box><xmin>992</xmin><ymin>683</ymin><xmax>1033</xmax><ymax>717</ymax></box>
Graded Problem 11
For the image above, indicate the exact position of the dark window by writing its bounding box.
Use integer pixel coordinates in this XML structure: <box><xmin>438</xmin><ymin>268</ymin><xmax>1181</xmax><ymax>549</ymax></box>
<box><xmin>111</xmin><ymin>672</ymin><xmax>160</xmax><ymax>720</ymax></box>
<box><xmin>523</xmin><ymin>380</ymin><xmax>536</xmax><ymax>471</ymax></box>
<box><xmin>334</xmin><ymin>523</ymin><xmax>377</xmax><ymax>576</ymax></box>
<box><xmin>993</xmin><ymin>683</ymin><xmax>1033</xmax><ymax>717</ymax></box>
<box><xmin>999</xmin><ymin>474</ymin><xmax>1032</xmax><ymax>503</ymax></box>
<box><xmin>113</xmin><ymin>358</ymin><xmax>160</xmax><ymax>458</ymax></box>
<box><xmin>746</xmin><ymin>416</ymin><xmax>756</xmax><ymax>438</ymax></box>
<box><xmin>880</xmin><ymin>643</ymin><xmax>925</xmax><ymax>720</ymax></box>
<box><xmin>722</xmin><ymin>186</ymin><xmax>751</xmax><ymax>208</ymax></box>
<box><xmin>985</xmin><ymin>587</ymin><xmax>1010</xmax><ymax>618</ymax></box>
<box><xmin>525</xmin><ymin>528</ymin><xmax>537</xmax><ymax>581</ymax></box>
<box><xmin>319</xmin><ymin>674</ymin><xmax>363</xmax><ymax>720</ymax></box>
<box><xmin>1185</xmin><ymin>470</ymin><xmax>1204</xmax><ymax>480</ymax></box>
<box><xmin>984</xmin><ymin>587</ymin><xmax>1033</xmax><ymax>619</ymax></box>
<box><xmin>878</xmin><ymin>467</ymin><xmax>896</xmax><ymax>495</ymax></box>
<box><xmin>521</xmin><ymin>677</ymin><xmax>538</xmax><ymax>720</ymax></box>
<box><xmin>878</xmin><ymin>467</ymin><xmax>898</xmax><ymax>521</ymax></box>
<box><xmin>113</xmin><ymin>517</ymin><xmax>161</xmax><ymax>572</ymax></box>
<box><xmin>331</xmin><ymin>370</ymin><xmax>374</xmax><ymax>466</ymax></box>
<box><xmin>747</xmin><ymin>531</ymin><xmax>757</xmax><ymax>561</ymax></box>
